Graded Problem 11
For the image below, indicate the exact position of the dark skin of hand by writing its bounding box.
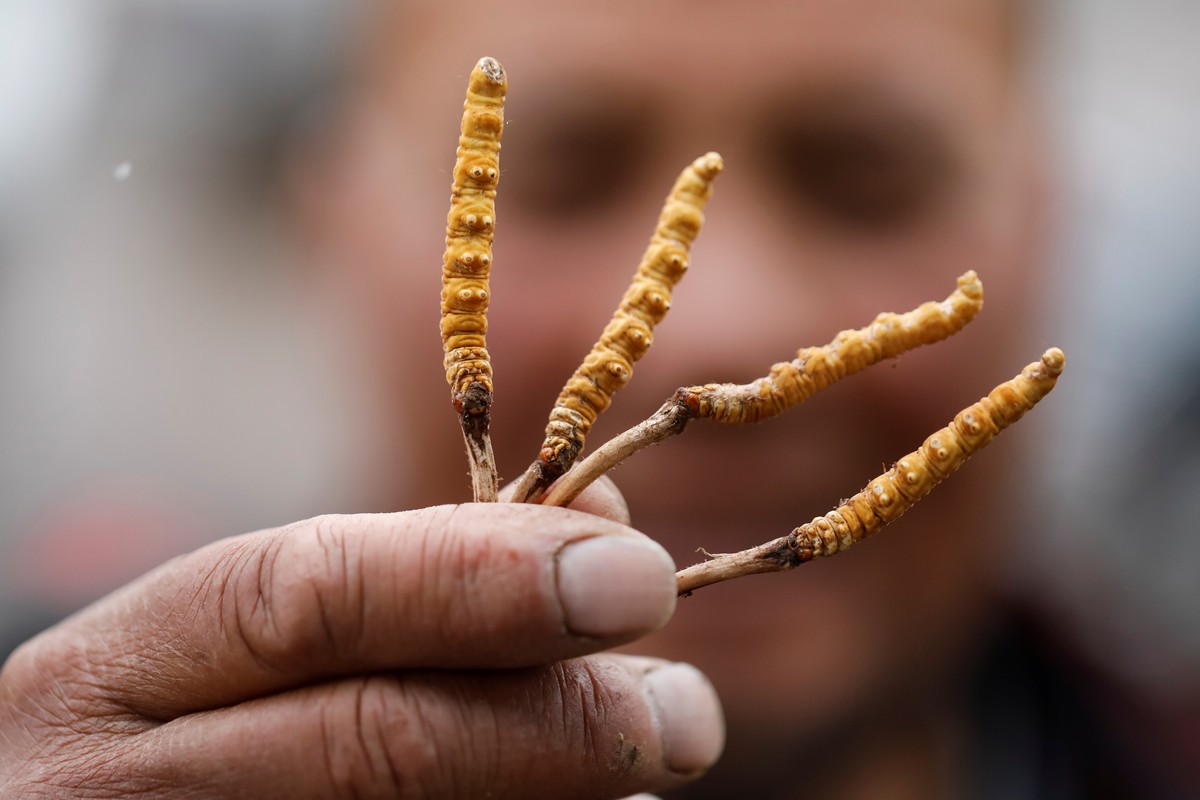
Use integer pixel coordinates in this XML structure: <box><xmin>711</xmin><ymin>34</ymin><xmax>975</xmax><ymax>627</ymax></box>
<box><xmin>0</xmin><ymin>478</ymin><xmax>723</xmax><ymax>799</ymax></box>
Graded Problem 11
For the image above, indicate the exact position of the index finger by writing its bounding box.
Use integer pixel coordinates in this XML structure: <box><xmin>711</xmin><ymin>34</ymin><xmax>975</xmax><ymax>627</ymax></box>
<box><xmin>499</xmin><ymin>473</ymin><xmax>632</xmax><ymax>524</ymax></box>
<box><xmin>6</xmin><ymin>503</ymin><xmax>676</xmax><ymax>720</ymax></box>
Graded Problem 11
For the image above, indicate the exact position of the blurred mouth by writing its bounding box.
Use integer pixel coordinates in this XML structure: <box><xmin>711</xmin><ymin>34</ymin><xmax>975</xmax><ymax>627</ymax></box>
<box><xmin>613</xmin><ymin>394</ymin><xmax>924</xmax><ymax>554</ymax></box>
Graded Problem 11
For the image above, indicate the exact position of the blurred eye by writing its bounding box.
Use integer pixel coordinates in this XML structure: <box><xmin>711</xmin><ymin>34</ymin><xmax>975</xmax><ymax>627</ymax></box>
<box><xmin>756</xmin><ymin>89</ymin><xmax>956</xmax><ymax>232</ymax></box>
<box><xmin>501</xmin><ymin>89</ymin><xmax>650</xmax><ymax>223</ymax></box>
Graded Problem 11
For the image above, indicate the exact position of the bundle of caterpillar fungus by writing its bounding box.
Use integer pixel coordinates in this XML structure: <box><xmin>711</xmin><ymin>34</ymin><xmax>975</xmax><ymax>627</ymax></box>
<box><xmin>429</xmin><ymin>57</ymin><xmax>1067</xmax><ymax>603</ymax></box>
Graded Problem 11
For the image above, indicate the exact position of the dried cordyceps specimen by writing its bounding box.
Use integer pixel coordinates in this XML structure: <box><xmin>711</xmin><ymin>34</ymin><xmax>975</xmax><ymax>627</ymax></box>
<box><xmin>442</xmin><ymin>56</ymin><xmax>507</xmax><ymax>502</ymax></box>
<box><xmin>433</xmin><ymin>57</ymin><xmax>1064</xmax><ymax>600</ymax></box>
<box><xmin>541</xmin><ymin>271</ymin><xmax>984</xmax><ymax>508</ymax></box>
<box><xmin>680</xmin><ymin>270</ymin><xmax>982</xmax><ymax>423</ymax></box>
<box><xmin>509</xmin><ymin>152</ymin><xmax>725</xmax><ymax>503</ymax></box>
<box><xmin>674</xmin><ymin>348</ymin><xmax>1066</xmax><ymax>595</ymax></box>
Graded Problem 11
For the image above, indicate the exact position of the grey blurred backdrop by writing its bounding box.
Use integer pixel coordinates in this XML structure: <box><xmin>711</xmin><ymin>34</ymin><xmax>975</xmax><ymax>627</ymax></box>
<box><xmin>0</xmin><ymin>0</ymin><xmax>369</xmax><ymax>647</ymax></box>
<box><xmin>1</xmin><ymin>0</ymin><xmax>1198</xmax><ymax>728</ymax></box>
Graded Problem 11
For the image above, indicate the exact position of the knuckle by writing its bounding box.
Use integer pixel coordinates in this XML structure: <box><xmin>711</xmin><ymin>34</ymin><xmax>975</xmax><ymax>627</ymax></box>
<box><xmin>203</xmin><ymin>531</ymin><xmax>291</xmax><ymax>673</ymax></box>
<box><xmin>2</xmin><ymin>625</ymin><xmax>98</xmax><ymax>698</ymax></box>
<box><xmin>1</xmin><ymin>634</ymin><xmax>48</xmax><ymax>695</ymax></box>
<box><xmin>218</xmin><ymin>516</ymin><xmax>368</xmax><ymax>670</ymax></box>
<box><xmin>309</xmin><ymin>662</ymin><xmax>648</xmax><ymax>800</ymax></box>
<box><xmin>394</xmin><ymin>505</ymin><xmax>551</xmax><ymax>649</ymax></box>
<box><xmin>316</xmin><ymin>676</ymin><xmax>443</xmax><ymax>799</ymax></box>
<box><xmin>2</xmin><ymin>645</ymin><xmax>150</xmax><ymax>797</ymax></box>
<box><xmin>297</xmin><ymin>516</ymin><xmax>368</xmax><ymax>658</ymax></box>
<box><xmin>2</xmin><ymin>632</ymin><xmax>141</xmax><ymax>736</ymax></box>
<box><xmin>394</xmin><ymin>507</ymin><xmax>501</xmax><ymax>646</ymax></box>
<box><xmin>547</xmin><ymin>660</ymin><xmax>623</xmax><ymax>770</ymax></box>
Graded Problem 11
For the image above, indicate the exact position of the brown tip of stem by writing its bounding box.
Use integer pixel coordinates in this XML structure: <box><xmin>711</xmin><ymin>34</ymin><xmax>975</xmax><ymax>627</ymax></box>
<box><xmin>674</xmin><ymin>536</ymin><xmax>804</xmax><ymax>596</ymax></box>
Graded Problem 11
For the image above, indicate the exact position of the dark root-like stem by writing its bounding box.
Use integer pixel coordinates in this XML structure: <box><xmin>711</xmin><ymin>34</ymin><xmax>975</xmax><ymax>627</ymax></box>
<box><xmin>676</xmin><ymin>536</ymin><xmax>805</xmax><ymax>596</ymax></box>
<box><xmin>541</xmin><ymin>398</ymin><xmax>693</xmax><ymax>507</ymax></box>
<box><xmin>457</xmin><ymin>384</ymin><xmax>498</xmax><ymax>502</ymax></box>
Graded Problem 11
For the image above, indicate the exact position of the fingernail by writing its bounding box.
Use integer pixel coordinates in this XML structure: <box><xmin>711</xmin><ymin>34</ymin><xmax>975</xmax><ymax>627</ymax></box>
<box><xmin>641</xmin><ymin>664</ymin><xmax>725</xmax><ymax>775</ymax></box>
<box><xmin>556</xmin><ymin>536</ymin><xmax>676</xmax><ymax>638</ymax></box>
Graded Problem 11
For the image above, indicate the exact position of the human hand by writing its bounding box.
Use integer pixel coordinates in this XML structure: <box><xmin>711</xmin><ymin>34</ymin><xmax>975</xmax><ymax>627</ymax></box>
<box><xmin>0</xmin><ymin>478</ymin><xmax>723</xmax><ymax>798</ymax></box>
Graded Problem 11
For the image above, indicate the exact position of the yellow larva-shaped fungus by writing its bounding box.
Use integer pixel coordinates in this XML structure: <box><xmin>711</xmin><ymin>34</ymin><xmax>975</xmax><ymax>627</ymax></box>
<box><xmin>442</xmin><ymin>56</ymin><xmax>506</xmax><ymax>417</ymax></box>
<box><xmin>676</xmin><ymin>271</ymin><xmax>984</xmax><ymax>424</ymax></box>
<box><xmin>789</xmin><ymin>347</ymin><xmax>1064</xmax><ymax>560</ymax></box>
<box><xmin>536</xmin><ymin>152</ymin><xmax>724</xmax><ymax>477</ymax></box>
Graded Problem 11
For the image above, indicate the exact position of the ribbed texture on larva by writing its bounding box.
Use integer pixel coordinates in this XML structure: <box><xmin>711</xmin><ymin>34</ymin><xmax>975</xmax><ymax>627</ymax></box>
<box><xmin>441</xmin><ymin>57</ymin><xmax>507</xmax><ymax>411</ymax></box>
<box><xmin>537</xmin><ymin>152</ymin><xmax>724</xmax><ymax>472</ymax></box>
<box><xmin>790</xmin><ymin>347</ymin><xmax>1064</xmax><ymax>560</ymax></box>
<box><xmin>678</xmin><ymin>271</ymin><xmax>984</xmax><ymax>424</ymax></box>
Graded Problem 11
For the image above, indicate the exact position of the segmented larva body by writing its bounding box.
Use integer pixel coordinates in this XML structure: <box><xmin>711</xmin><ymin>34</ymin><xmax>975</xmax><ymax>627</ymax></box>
<box><xmin>442</xmin><ymin>57</ymin><xmax>507</xmax><ymax>415</ymax></box>
<box><xmin>675</xmin><ymin>271</ymin><xmax>983</xmax><ymax>424</ymax></box>
<box><xmin>788</xmin><ymin>347</ymin><xmax>1064</xmax><ymax>561</ymax></box>
<box><xmin>536</xmin><ymin>152</ymin><xmax>724</xmax><ymax>475</ymax></box>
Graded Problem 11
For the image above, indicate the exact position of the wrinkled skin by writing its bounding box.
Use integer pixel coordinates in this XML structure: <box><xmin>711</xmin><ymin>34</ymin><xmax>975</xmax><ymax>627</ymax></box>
<box><xmin>0</xmin><ymin>480</ymin><xmax>723</xmax><ymax>798</ymax></box>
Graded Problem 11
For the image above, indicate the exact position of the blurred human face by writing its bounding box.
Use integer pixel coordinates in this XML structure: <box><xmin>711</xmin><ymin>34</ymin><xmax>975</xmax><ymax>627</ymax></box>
<box><xmin>311</xmin><ymin>0</ymin><xmax>1041</xmax><ymax>752</ymax></box>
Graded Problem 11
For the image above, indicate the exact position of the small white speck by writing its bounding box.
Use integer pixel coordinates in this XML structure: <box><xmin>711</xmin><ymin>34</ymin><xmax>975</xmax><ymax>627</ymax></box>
<box><xmin>113</xmin><ymin>162</ymin><xmax>133</xmax><ymax>181</ymax></box>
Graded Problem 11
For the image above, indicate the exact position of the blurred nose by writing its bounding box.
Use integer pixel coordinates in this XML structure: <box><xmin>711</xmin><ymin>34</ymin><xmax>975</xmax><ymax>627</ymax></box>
<box><xmin>641</xmin><ymin>161</ymin><xmax>841</xmax><ymax>393</ymax></box>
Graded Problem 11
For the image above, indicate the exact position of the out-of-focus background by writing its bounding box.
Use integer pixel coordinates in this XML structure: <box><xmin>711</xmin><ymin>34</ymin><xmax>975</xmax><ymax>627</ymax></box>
<box><xmin>1</xmin><ymin>0</ymin><xmax>1198</xmax><ymax>787</ymax></box>
<box><xmin>1</xmin><ymin>0</ymin><xmax>369</xmax><ymax>643</ymax></box>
